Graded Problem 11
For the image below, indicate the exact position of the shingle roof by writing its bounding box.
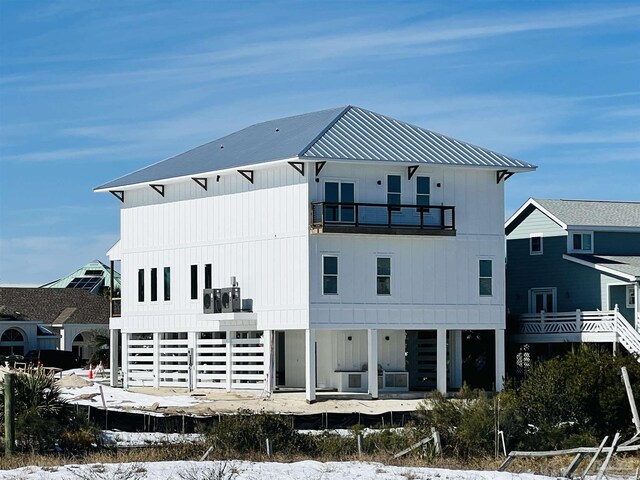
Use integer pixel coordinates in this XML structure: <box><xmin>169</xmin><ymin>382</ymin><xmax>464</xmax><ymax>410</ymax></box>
<box><xmin>566</xmin><ymin>254</ymin><xmax>640</xmax><ymax>279</ymax></box>
<box><xmin>534</xmin><ymin>199</ymin><xmax>640</xmax><ymax>228</ymax></box>
<box><xmin>95</xmin><ymin>105</ymin><xmax>535</xmax><ymax>190</ymax></box>
<box><xmin>0</xmin><ymin>288</ymin><xmax>109</xmax><ymax>325</ymax></box>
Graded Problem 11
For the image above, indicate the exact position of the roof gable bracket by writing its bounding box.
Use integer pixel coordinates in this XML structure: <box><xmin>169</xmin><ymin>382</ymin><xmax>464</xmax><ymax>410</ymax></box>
<box><xmin>238</xmin><ymin>170</ymin><xmax>254</xmax><ymax>184</ymax></box>
<box><xmin>192</xmin><ymin>177</ymin><xmax>208</xmax><ymax>190</ymax></box>
<box><xmin>407</xmin><ymin>165</ymin><xmax>419</xmax><ymax>180</ymax></box>
<box><xmin>496</xmin><ymin>170</ymin><xmax>514</xmax><ymax>184</ymax></box>
<box><xmin>315</xmin><ymin>161</ymin><xmax>326</xmax><ymax>177</ymax></box>
<box><xmin>288</xmin><ymin>162</ymin><xmax>305</xmax><ymax>176</ymax></box>
<box><xmin>150</xmin><ymin>184</ymin><xmax>165</xmax><ymax>197</ymax></box>
<box><xmin>110</xmin><ymin>190</ymin><xmax>125</xmax><ymax>203</ymax></box>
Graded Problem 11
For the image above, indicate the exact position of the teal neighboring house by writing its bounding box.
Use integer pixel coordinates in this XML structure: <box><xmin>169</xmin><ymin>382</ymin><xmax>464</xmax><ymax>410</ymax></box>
<box><xmin>505</xmin><ymin>198</ymin><xmax>640</xmax><ymax>363</ymax></box>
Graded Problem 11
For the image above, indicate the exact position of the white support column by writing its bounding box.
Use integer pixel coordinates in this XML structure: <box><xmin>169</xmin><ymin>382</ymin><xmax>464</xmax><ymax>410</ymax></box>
<box><xmin>305</xmin><ymin>329</ymin><xmax>316</xmax><ymax>403</ymax></box>
<box><xmin>495</xmin><ymin>329</ymin><xmax>505</xmax><ymax>392</ymax></box>
<box><xmin>59</xmin><ymin>328</ymin><xmax>67</xmax><ymax>352</ymax></box>
<box><xmin>226</xmin><ymin>331</ymin><xmax>234</xmax><ymax>392</ymax></box>
<box><xmin>436</xmin><ymin>329</ymin><xmax>447</xmax><ymax>394</ymax></box>
<box><xmin>122</xmin><ymin>332</ymin><xmax>129</xmax><ymax>390</ymax></box>
<box><xmin>263</xmin><ymin>330</ymin><xmax>273</xmax><ymax>394</ymax></box>
<box><xmin>635</xmin><ymin>283</ymin><xmax>639</xmax><ymax>331</ymax></box>
<box><xmin>109</xmin><ymin>328</ymin><xmax>120</xmax><ymax>387</ymax></box>
<box><xmin>368</xmin><ymin>329</ymin><xmax>379</xmax><ymax>399</ymax></box>
<box><xmin>448</xmin><ymin>330</ymin><xmax>462</xmax><ymax>389</ymax></box>
<box><xmin>153</xmin><ymin>332</ymin><xmax>160</xmax><ymax>388</ymax></box>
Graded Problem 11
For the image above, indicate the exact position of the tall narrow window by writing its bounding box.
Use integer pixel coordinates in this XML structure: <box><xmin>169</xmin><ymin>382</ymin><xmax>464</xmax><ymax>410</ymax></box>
<box><xmin>628</xmin><ymin>286</ymin><xmax>636</xmax><ymax>309</ymax></box>
<box><xmin>324</xmin><ymin>182</ymin><xmax>354</xmax><ymax>222</ymax></box>
<box><xmin>164</xmin><ymin>267</ymin><xmax>171</xmax><ymax>301</ymax></box>
<box><xmin>387</xmin><ymin>175</ymin><xmax>401</xmax><ymax>210</ymax></box>
<box><xmin>416</xmin><ymin>176</ymin><xmax>430</xmax><ymax>211</ymax></box>
<box><xmin>150</xmin><ymin>268</ymin><xmax>158</xmax><ymax>301</ymax></box>
<box><xmin>138</xmin><ymin>269</ymin><xmax>145</xmax><ymax>302</ymax></box>
<box><xmin>204</xmin><ymin>264</ymin><xmax>212</xmax><ymax>289</ymax></box>
<box><xmin>479</xmin><ymin>260</ymin><xmax>493</xmax><ymax>296</ymax></box>
<box><xmin>190</xmin><ymin>265</ymin><xmax>198</xmax><ymax>300</ymax></box>
<box><xmin>322</xmin><ymin>256</ymin><xmax>338</xmax><ymax>295</ymax></box>
<box><xmin>376</xmin><ymin>257</ymin><xmax>391</xmax><ymax>295</ymax></box>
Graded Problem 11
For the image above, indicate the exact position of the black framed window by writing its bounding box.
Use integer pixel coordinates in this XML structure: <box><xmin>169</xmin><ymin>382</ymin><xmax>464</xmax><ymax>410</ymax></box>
<box><xmin>138</xmin><ymin>269</ymin><xmax>144</xmax><ymax>302</ymax></box>
<box><xmin>204</xmin><ymin>264</ymin><xmax>212</xmax><ymax>289</ymax></box>
<box><xmin>164</xmin><ymin>267</ymin><xmax>171</xmax><ymax>301</ymax></box>
<box><xmin>416</xmin><ymin>176</ymin><xmax>430</xmax><ymax>211</ymax></box>
<box><xmin>387</xmin><ymin>174</ymin><xmax>401</xmax><ymax>210</ymax></box>
<box><xmin>190</xmin><ymin>265</ymin><xmax>198</xmax><ymax>299</ymax></box>
<box><xmin>151</xmin><ymin>268</ymin><xmax>158</xmax><ymax>301</ymax></box>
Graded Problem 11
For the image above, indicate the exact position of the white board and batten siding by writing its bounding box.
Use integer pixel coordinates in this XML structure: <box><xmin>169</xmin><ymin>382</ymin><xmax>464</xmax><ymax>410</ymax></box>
<box><xmin>309</xmin><ymin>163</ymin><xmax>506</xmax><ymax>331</ymax></box>
<box><xmin>115</xmin><ymin>163</ymin><xmax>311</xmax><ymax>334</ymax></box>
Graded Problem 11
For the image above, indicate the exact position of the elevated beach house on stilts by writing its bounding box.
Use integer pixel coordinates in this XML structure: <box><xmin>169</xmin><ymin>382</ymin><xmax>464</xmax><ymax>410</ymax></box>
<box><xmin>505</xmin><ymin>198</ymin><xmax>640</xmax><ymax>368</ymax></box>
<box><xmin>95</xmin><ymin>106</ymin><xmax>535</xmax><ymax>401</ymax></box>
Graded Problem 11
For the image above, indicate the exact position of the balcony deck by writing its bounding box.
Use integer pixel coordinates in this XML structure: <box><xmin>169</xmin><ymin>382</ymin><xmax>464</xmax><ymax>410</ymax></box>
<box><xmin>311</xmin><ymin>202</ymin><xmax>455</xmax><ymax>236</ymax></box>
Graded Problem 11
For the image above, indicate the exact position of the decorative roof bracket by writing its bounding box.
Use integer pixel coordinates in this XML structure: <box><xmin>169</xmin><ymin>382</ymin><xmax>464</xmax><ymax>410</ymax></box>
<box><xmin>315</xmin><ymin>161</ymin><xmax>326</xmax><ymax>177</ymax></box>
<box><xmin>408</xmin><ymin>165</ymin><xmax>419</xmax><ymax>180</ymax></box>
<box><xmin>110</xmin><ymin>190</ymin><xmax>125</xmax><ymax>203</ymax></box>
<box><xmin>496</xmin><ymin>170</ymin><xmax>514</xmax><ymax>184</ymax></box>
<box><xmin>238</xmin><ymin>170</ymin><xmax>254</xmax><ymax>184</ymax></box>
<box><xmin>288</xmin><ymin>162</ymin><xmax>305</xmax><ymax>176</ymax></box>
<box><xmin>150</xmin><ymin>184</ymin><xmax>165</xmax><ymax>197</ymax></box>
<box><xmin>192</xmin><ymin>177</ymin><xmax>208</xmax><ymax>190</ymax></box>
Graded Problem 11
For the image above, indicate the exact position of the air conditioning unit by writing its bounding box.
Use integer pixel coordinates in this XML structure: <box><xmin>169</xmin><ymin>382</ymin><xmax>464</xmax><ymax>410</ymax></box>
<box><xmin>221</xmin><ymin>287</ymin><xmax>241</xmax><ymax>313</ymax></box>
<box><xmin>203</xmin><ymin>288</ymin><xmax>222</xmax><ymax>314</ymax></box>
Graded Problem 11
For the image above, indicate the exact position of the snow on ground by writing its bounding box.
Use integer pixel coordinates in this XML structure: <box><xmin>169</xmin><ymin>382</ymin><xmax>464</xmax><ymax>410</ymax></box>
<box><xmin>101</xmin><ymin>430</ymin><xmax>204</xmax><ymax>447</ymax></box>
<box><xmin>0</xmin><ymin>460</ymin><xmax>561</xmax><ymax>480</ymax></box>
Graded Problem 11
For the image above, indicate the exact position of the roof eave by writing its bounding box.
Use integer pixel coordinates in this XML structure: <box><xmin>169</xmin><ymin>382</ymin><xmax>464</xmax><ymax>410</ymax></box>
<box><xmin>506</xmin><ymin>198</ymin><xmax>567</xmax><ymax>234</ymax></box>
<box><xmin>562</xmin><ymin>254</ymin><xmax>638</xmax><ymax>282</ymax></box>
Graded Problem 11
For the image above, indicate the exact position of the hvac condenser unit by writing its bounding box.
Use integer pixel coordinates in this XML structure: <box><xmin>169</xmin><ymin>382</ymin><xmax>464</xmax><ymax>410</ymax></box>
<box><xmin>221</xmin><ymin>287</ymin><xmax>241</xmax><ymax>313</ymax></box>
<box><xmin>203</xmin><ymin>288</ymin><xmax>222</xmax><ymax>314</ymax></box>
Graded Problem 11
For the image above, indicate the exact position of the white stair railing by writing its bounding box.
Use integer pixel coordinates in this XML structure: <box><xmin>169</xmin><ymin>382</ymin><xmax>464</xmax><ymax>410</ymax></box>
<box><xmin>614</xmin><ymin>307</ymin><xmax>640</xmax><ymax>358</ymax></box>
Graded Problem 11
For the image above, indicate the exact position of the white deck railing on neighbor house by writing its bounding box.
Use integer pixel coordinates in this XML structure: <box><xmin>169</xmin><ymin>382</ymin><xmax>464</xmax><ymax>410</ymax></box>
<box><xmin>518</xmin><ymin>306</ymin><xmax>640</xmax><ymax>357</ymax></box>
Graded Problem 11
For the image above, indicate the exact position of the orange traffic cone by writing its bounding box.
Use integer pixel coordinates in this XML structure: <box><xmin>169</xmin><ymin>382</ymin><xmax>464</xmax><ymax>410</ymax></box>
<box><xmin>88</xmin><ymin>364</ymin><xmax>94</xmax><ymax>380</ymax></box>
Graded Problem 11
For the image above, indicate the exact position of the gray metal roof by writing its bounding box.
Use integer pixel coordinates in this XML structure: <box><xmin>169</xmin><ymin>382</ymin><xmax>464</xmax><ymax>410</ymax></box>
<box><xmin>566</xmin><ymin>254</ymin><xmax>640</xmax><ymax>279</ymax></box>
<box><xmin>95</xmin><ymin>105</ymin><xmax>535</xmax><ymax>190</ymax></box>
<box><xmin>534</xmin><ymin>199</ymin><xmax>640</xmax><ymax>228</ymax></box>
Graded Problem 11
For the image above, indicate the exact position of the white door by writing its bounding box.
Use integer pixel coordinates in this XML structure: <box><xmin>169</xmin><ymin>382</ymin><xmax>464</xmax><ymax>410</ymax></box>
<box><xmin>529</xmin><ymin>288</ymin><xmax>556</xmax><ymax>313</ymax></box>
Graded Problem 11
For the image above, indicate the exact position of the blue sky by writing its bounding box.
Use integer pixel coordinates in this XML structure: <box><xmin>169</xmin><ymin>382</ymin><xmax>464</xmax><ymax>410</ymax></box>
<box><xmin>1</xmin><ymin>1</ymin><xmax>639</xmax><ymax>285</ymax></box>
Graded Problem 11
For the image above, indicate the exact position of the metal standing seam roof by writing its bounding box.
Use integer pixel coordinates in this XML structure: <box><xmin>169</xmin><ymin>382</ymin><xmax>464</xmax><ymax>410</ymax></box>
<box><xmin>95</xmin><ymin>105</ymin><xmax>536</xmax><ymax>191</ymax></box>
<box><xmin>534</xmin><ymin>198</ymin><xmax>640</xmax><ymax>228</ymax></box>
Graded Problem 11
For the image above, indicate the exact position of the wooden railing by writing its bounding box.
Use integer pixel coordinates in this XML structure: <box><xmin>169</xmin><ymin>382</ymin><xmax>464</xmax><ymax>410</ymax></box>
<box><xmin>310</xmin><ymin>202</ymin><xmax>455</xmax><ymax>235</ymax></box>
<box><xmin>517</xmin><ymin>306</ymin><xmax>640</xmax><ymax>357</ymax></box>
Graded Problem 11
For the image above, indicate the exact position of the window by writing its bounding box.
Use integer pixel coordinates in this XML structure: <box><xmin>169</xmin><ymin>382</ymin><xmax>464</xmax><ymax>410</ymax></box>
<box><xmin>376</xmin><ymin>257</ymin><xmax>391</xmax><ymax>295</ymax></box>
<box><xmin>324</xmin><ymin>182</ymin><xmax>355</xmax><ymax>222</ymax></box>
<box><xmin>150</xmin><ymin>268</ymin><xmax>158</xmax><ymax>301</ymax></box>
<box><xmin>204</xmin><ymin>264</ymin><xmax>212</xmax><ymax>289</ymax></box>
<box><xmin>416</xmin><ymin>176</ymin><xmax>430</xmax><ymax>211</ymax></box>
<box><xmin>387</xmin><ymin>174</ymin><xmax>401</xmax><ymax>210</ymax></box>
<box><xmin>530</xmin><ymin>234</ymin><xmax>543</xmax><ymax>255</ymax></box>
<box><xmin>164</xmin><ymin>267</ymin><xmax>171</xmax><ymax>301</ymax></box>
<box><xmin>138</xmin><ymin>269</ymin><xmax>145</xmax><ymax>302</ymax></box>
<box><xmin>628</xmin><ymin>286</ymin><xmax>636</xmax><ymax>309</ymax></box>
<box><xmin>190</xmin><ymin>265</ymin><xmax>198</xmax><ymax>300</ymax></box>
<box><xmin>479</xmin><ymin>259</ymin><xmax>493</xmax><ymax>296</ymax></box>
<box><xmin>322</xmin><ymin>256</ymin><xmax>338</xmax><ymax>295</ymax></box>
<box><xmin>571</xmin><ymin>231</ymin><xmax>593</xmax><ymax>253</ymax></box>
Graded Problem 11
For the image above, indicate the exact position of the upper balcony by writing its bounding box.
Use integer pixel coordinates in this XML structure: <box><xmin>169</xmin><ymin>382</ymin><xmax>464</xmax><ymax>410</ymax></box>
<box><xmin>311</xmin><ymin>202</ymin><xmax>455</xmax><ymax>236</ymax></box>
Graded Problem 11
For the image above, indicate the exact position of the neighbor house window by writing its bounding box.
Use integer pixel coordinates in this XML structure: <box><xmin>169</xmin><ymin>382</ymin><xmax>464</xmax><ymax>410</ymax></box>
<box><xmin>150</xmin><ymin>268</ymin><xmax>158</xmax><ymax>301</ymax></box>
<box><xmin>571</xmin><ymin>232</ymin><xmax>593</xmax><ymax>253</ymax></box>
<box><xmin>479</xmin><ymin>259</ymin><xmax>493</xmax><ymax>296</ymax></box>
<box><xmin>138</xmin><ymin>269</ymin><xmax>145</xmax><ymax>302</ymax></box>
<box><xmin>530</xmin><ymin>234</ymin><xmax>543</xmax><ymax>255</ymax></box>
<box><xmin>190</xmin><ymin>265</ymin><xmax>198</xmax><ymax>300</ymax></box>
<box><xmin>164</xmin><ymin>267</ymin><xmax>171</xmax><ymax>301</ymax></box>
<box><xmin>322</xmin><ymin>256</ymin><xmax>338</xmax><ymax>295</ymax></box>
<box><xmin>628</xmin><ymin>286</ymin><xmax>636</xmax><ymax>309</ymax></box>
<box><xmin>416</xmin><ymin>176</ymin><xmax>430</xmax><ymax>211</ymax></box>
<box><xmin>204</xmin><ymin>263</ymin><xmax>212</xmax><ymax>289</ymax></box>
<box><xmin>387</xmin><ymin>175</ymin><xmax>401</xmax><ymax>210</ymax></box>
<box><xmin>377</xmin><ymin>257</ymin><xmax>391</xmax><ymax>295</ymax></box>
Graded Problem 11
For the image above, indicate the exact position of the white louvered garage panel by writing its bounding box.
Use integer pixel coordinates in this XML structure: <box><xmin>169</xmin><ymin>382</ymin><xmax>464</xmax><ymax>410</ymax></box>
<box><xmin>127</xmin><ymin>334</ymin><xmax>154</xmax><ymax>387</ymax></box>
<box><xmin>159</xmin><ymin>333</ymin><xmax>189</xmax><ymax>387</ymax></box>
<box><xmin>196</xmin><ymin>332</ymin><xmax>228</xmax><ymax>388</ymax></box>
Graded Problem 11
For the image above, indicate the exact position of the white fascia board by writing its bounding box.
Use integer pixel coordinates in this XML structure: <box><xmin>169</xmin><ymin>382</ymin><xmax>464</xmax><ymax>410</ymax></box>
<box><xmin>505</xmin><ymin>198</ymin><xmax>567</xmax><ymax>232</ymax></box>
<box><xmin>562</xmin><ymin>254</ymin><xmax>637</xmax><ymax>282</ymax></box>
<box><xmin>565</xmin><ymin>225</ymin><xmax>640</xmax><ymax>233</ymax></box>
<box><xmin>94</xmin><ymin>156</ymin><xmax>301</xmax><ymax>193</ymax></box>
<box><xmin>302</xmin><ymin>155</ymin><xmax>537</xmax><ymax>173</ymax></box>
<box><xmin>107</xmin><ymin>240</ymin><xmax>121</xmax><ymax>260</ymax></box>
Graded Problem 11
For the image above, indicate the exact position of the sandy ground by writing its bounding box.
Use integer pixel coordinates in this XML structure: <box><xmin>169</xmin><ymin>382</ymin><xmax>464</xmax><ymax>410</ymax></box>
<box><xmin>57</xmin><ymin>369</ymin><xmax>428</xmax><ymax>415</ymax></box>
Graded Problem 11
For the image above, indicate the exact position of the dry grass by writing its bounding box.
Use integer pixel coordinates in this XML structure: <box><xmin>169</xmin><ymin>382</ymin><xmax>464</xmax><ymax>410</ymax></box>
<box><xmin>0</xmin><ymin>442</ymin><xmax>637</xmax><ymax>478</ymax></box>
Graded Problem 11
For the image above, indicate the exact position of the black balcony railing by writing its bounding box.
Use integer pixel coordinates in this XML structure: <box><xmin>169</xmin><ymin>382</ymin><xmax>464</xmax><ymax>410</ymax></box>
<box><xmin>311</xmin><ymin>202</ymin><xmax>455</xmax><ymax>235</ymax></box>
